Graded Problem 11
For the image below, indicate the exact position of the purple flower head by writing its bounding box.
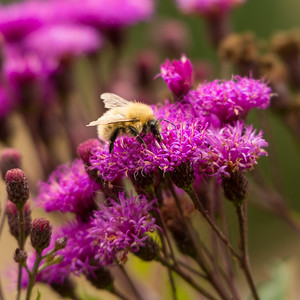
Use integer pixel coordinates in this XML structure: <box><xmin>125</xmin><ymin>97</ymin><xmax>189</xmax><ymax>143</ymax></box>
<box><xmin>88</xmin><ymin>193</ymin><xmax>158</xmax><ymax>265</ymax></box>
<box><xmin>90</xmin><ymin>112</ymin><xmax>207</xmax><ymax>181</ymax></box>
<box><xmin>47</xmin><ymin>0</ymin><xmax>155</xmax><ymax>30</ymax></box>
<box><xmin>3</xmin><ymin>45</ymin><xmax>57</xmax><ymax>106</ymax></box>
<box><xmin>175</xmin><ymin>0</ymin><xmax>247</xmax><ymax>17</ymax></box>
<box><xmin>193</xmin><ymin>121</ymin><xmax>268</xmax><ymax>177</ymax></box>
<box><xmin>4</xmin><ymin>47</ymin><xmax>56</xmax><ymax>83</ymax></box>
<box><xmin>24</xmin><ymin>24</ymin><xmax>103</xmax><ymax>61</ymax></box>
<box><xmin>152</xmin><ymin>100</ymin><xmax>221</xmax><ymax>127</ymax></box>
<box><xmin>143</xmin><ymin>122</ymin><xmax>207</xmax><ymax>173</ymax></box>
<box><xmin>35</xmin><ymin>159</ymin><xmax>100</xmax><ymax>221</ymax></box>
<box><xmin>157</xmin><ymin>54</ymin><xmax>194</xmax><ymax>97</ymax></box>
<box><xmin>187</xmin><ymin>76</ymin><xmax>272</xmax><ymax>125</ymax></box>
<box><xmin>0</xmin><ymin>1</ymin><xmax>49</xmax><ymax>42</ymax></box>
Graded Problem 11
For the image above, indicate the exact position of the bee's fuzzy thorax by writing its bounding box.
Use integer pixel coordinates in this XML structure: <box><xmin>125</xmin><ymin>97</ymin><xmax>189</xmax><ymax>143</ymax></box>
<box><xmin>126</xmin><ymin>102</ymin><xmax>155</xmax><ymax>123</ymax></box>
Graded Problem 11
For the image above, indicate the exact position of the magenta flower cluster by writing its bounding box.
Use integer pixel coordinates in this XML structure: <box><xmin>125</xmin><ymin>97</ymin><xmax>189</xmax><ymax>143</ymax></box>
<box><xmin>35</xmin><ymin>159</ymin><xmax>100</xmax><ymax>220</ymax></box>
<box><xmin>90</xmin><ymin>57</ymin><xmax>270</xmax><ymax>182</ymax></box>
<box><xmin>187</xmin><ymin>76</ymin><xmax>272</xmax><ymax>124</ymax></box>
<box><xmin>89</xmin><ymin>193</ymin><xmax>158</xmax><ymax>265</ymax></box>
<box><xmin>26</xmin><ymin>193</ymin><xmax>158</xmax><ymax>284</ymax></box>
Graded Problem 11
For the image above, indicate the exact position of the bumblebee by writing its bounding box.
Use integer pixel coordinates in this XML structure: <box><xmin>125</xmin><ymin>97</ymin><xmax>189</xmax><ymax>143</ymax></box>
<box><xmin>87</xmin><ymin>93</ymin><xmax>168</xmax><ymax>153</ymax></box>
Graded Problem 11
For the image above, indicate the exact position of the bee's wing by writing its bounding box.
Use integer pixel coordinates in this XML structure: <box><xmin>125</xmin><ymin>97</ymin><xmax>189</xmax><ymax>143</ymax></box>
<box><xmin>87</xmin><ymin>114</ymin><xmax>136</xmax><ymax>126</ymax></box>
<box><xmin>101</xmin><ymin>93</ymin><xmax>131</xmax><ymax>109</ymax></box>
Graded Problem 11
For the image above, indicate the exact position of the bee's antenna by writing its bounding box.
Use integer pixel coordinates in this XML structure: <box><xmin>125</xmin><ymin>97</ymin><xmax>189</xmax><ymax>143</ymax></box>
<box><xmin>159</xmin><ymin>118</ymin><xmax>176</xmax><ymax>128</ymax></box>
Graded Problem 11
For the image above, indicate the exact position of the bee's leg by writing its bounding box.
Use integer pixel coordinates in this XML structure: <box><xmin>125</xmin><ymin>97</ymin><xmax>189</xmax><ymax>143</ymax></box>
<box><xmin>128</xmin><ymin>126</ymin><xmax>145</xmax><ymax>145</ymax></box>
<box><xmin>109</xmin><ymin>128</ymin><xmax>120</xmax><ymax>153</ymax></box>
<box><xmin>156</xmin><ymin>133</ymin><xmax>163</xmax><ymax>143</ymax></box>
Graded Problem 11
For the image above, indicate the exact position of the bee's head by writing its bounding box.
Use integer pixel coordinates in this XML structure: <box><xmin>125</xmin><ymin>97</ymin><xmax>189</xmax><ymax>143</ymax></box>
<box><xmin>147</xmin><ymin>119</ymin><xmax>162</xmax><ymax>142</ymax></box>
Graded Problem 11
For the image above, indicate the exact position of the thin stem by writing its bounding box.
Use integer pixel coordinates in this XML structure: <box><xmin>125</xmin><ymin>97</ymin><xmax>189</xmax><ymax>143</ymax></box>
<box><xmin>0</xmin><ymin>199</ymin><xmax>7</xmax><ymax>239</ymax></box>
<box><xmin>168</xmin><ymin>181</ymin><xmax>231</xmax><ymax>299</ymax></box>
<box><xmin>185</xmin><ymin>186</ymin><xmax>241</xmax><ymax>261</ymax></box>
<box><xmin>218</xmin><ymin>189</ymin><xmax>242</xmax><ymax>300</ymax></box>
<box><xmin>111</xmin><ymin>286</ymin><xmax>131</xmax><ymax>300</ymax></box>
<box><xmin>16</xmin><ymin>206</ymin><xmax>25</xmax><ymax>300</ymax></box>
<box><xmin>236</xmin><ymin>203</ymin><xmax>260</xmax><ymax>300</ymax></box>
<box><xmin>167</xmin><ymin>267</ymin><xmax>177</xmax><ymax>300</ymax></box>
<box><xmin>156</xmin><ymin>222</ymin><xmax>178</xmax><ymax>300</ymax></box>
<box><xmin>156</xmin><ymin>256</ymin><xmax>218</xmax><ymax>300</ymax></box>
<box><xmin>153</xmin><ymin>188</ymin><xmax>178</xmax><ymax>299</ymax></box>
<box><xmin>41</xmin><ymin>248</ymin><xmax>57</xmax><ymax>260</ymax></box>
<box><xmin>118</xmin><ymin>265</ymin><xmax>143</xmax><ymax>300</ymax></box>
<box><xmin>176</xmin><ymin>259</ymin><xmax>207</xmax><ymax>279</ymax></box>
<box><xmin>25</xmin><ymin>251</ymin><xmax>43</xmax><ymax>300</ymax></box>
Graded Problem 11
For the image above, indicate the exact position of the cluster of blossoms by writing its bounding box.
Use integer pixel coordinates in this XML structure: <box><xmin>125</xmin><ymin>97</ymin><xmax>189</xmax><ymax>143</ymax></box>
<box><xmin>26</xmin><ymin>54</ymin><xmax>270</xmax><ymax>288</ymax></box>
<box><xmin>33</xmin><ymin>187</ymin><xmax>158</xmax><ymax>283</ymax></box>
<box><xmin>187</xmin><ymin>76</ymin><xmax>272</xmax><ymax>124</ymax></box>
<box><xmin>89</xmin><ymin>56</ymin><xmax>270</xmax><ymax>185</ymax></box>
<box><xmin>35</xmin><ymin>159</ymin><xmax>101</xmax><ymax>221</ymax></box>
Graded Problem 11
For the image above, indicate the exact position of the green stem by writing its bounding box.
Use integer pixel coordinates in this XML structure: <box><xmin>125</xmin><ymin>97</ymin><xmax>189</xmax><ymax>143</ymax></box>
<box><xmin>16</xmin><ymin>206</ymin><xmax>25</xmax><ymax>300</ymax></box>
<box><xmin>236</xmin><ymin>203</ymin><xmax>260</xmax><ymax>300</ymax></box>
<box><xmin>25</xmin><ymin>251</ymin><xmax>43</xmax><ymax>300</ymax></box>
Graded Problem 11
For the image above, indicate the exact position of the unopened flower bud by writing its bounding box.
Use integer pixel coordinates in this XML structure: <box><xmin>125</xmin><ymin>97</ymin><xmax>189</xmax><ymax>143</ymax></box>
<box><xmin>222</xmin><ymin>171</ymin><xmax>248</xmax><ymax>206</ymax></box>
<box><xmin>86</xmin><ymin>266</ymin><xmax>114</xmax><ymax>290</ymax></box>
<box><xmin>77</xmin><ymin>139</ymin><xmax>100</xmax><ymax>166</ymax></box>
<box><xmin>271</xmin><ymin>29</ymin><xmax>300</xmax><ymax>58</ymax></box>
<box><xmin>0</xmin><ymin>148</ymin><xmax>22</xmax><ymax>180</ymax></box>
<box><xmin>31</xmin><ymin>218</ymin><xmax>52</xmax><ymax>252</ymax></box>
<box><xmin>169</xmin><ymin>161</ymin><xmax>195</xmax><ymax>190</ymax></box>
<box><xmin>78</xmin><ymin>139</ymin><xmax>104</xmax><ymax>187</ymax></box>
<box><xmin>55</xmin><ymin>237</ymin><xmax>68</xmax><ymax>250</ymax></box>
<box><xmin>14</xmin><ymin>248</ymin><xmax>27</xmax><ymax>265</ymax></box>
<box><xmin>271</xmin><ymin>30</ymin><xmax>300</xmax><ymax>87</ymax></box>
<box><xmin>157</xmin><ymin>54</ymin><xmax>194</xmax><ymax>97</ymax></box>
<box><xmin>5</xmin><ymin>169</ymin><xmax>29</xmax><ymax>208</ymax></box>
<box><xmin>6</xmin><ymin>201</ymin><xmax>31</xmax><ymax>241</ymax></box>
<box><xmin>6</xmin><ymin>201</ymin><xmax>18</xmax><ymax>239</ymax></box>
<box><xmin>134</xmin><ymin>237</ymin><xmax>159</xmax><ymax>261</ymax></box>
<box><xmin>219</xmin><ymin>32</ymin><xmax>258</xmax><ymax>64</ymax></box>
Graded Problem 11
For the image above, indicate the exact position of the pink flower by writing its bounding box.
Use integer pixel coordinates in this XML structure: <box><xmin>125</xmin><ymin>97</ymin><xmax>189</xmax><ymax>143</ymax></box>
<box><xmin>157</xmin><ymin>54</ymin><xmax>194</xmax><ymax>97</ymax></box>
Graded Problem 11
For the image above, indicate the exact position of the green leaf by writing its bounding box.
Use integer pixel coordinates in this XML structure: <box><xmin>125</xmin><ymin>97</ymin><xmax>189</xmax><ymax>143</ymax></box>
<box><xmin>35</xmin><ymin>290</ymin><xmax>41</xmax><ymax>300</ymax></box>
<box><xmin>78</xmin><ymin>289</ymin><xmax>103</xmax><ymax>300</ymax></box>
<box><xmin>250</xmin><ymin>261</ymin><xmax>289</xmax><ymax>300</ymax></box>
